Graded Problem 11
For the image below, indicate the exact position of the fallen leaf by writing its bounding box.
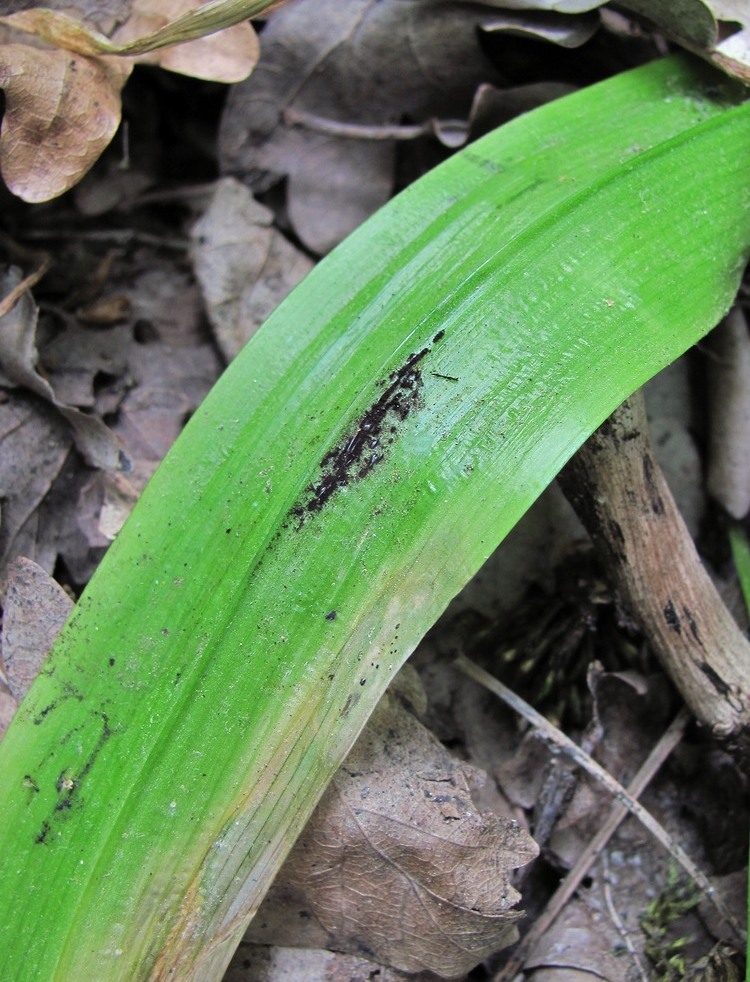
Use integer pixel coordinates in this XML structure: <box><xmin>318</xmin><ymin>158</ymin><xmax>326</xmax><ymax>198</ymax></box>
<box><xmin>249</xmin><ymin>672</ymin><xmax>537</xmax><ymax>976</ymax></box>
<box><xmin>0</xmin><ymin>394</ymin><xmax>71</xmax><ymax>581</ymax></box>
<box><xmin>480</xmin><ymin>8</ymin><xmax>600</xmax><ymax>47</ymax></box>
<box><xmin>464</xmin><ymin>0</ymin><xmax>603</xmax><ymax>10</ymax></box>
<box><xmin>524</xmin><ymin>896</ymin><xmax>633</xmax><ymax>981</ymax></box>
<box><xmin>0</xmin><ymin>267</ymin><xmax>126</xmax><ymax>470</ymax></box>
<box><xmin>219</xmin><ymin>0</ymin><xmax>506</xmax><ymax>254</ymax></box>
<box><xmin>226</xmin><ymin>944</ymin><xmax>432</xmax><ymax>982</ymax></box>
<box><xmin>109</xmin><ymin>0</ymin><xmax>259</xmax><ymax>83</ymax></box>
<box><xmin>0</xmin><ymin>0</ymin><xmax>263</xmax><ymax>201</ymax></box>
<box><xmin>191</xmin><ymin>177</ymin><xmax>314</xmax><ymax>360</ymax></box>
<box><xmin>619</xmin><ymin>0</ymin><xmax>750</xmax><ymax>81</ymax></box>
<box><xmin>77</xmin><ymin>470</ymin><xmax>141</xmax><ymax>545</ymax></box>
<box><xmin>0</xmin><ymin>42</ymin><xmax>130</xmax><ymax>203</ymax></box>
<box><xmin>0</xmin><ymin>556</ymin><xmax>72</xmax><ymax>702</ymax></box>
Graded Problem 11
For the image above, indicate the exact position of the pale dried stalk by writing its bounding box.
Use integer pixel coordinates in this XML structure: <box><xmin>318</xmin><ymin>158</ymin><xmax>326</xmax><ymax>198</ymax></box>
<box><xmin>558</xmin><ymin>391</ymin><xmax>750</xmax><ymax>738</ymax></box>
<box><xmin>707</xmin><ymin>306</ymin><xmax>750</xmax><ymax>519</ymax></box>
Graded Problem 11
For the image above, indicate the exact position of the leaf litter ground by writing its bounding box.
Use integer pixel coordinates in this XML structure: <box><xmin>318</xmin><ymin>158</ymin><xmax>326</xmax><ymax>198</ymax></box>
<box><xmin>0</xmin><ymin>5</ymin><xmax>748</xmax><ymax>980</ymax></box>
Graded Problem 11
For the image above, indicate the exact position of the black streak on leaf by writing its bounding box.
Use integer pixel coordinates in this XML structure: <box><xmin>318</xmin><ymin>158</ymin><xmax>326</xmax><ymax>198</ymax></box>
<box><xmin>293</xmin><ymin>343</ymin><xmax>438</xmax><ymax>522</ymax></box>
<box><xmin>35</xmin><ymin>711</ymin><xmax>114</xmax><ymax>843</ymax></box>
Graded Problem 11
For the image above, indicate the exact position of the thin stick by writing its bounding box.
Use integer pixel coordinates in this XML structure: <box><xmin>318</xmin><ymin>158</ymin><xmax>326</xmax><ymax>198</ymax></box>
<box><xmin>283</xmin><ymin>107</ymin><xmax>467</xmax><ymax>146</ymax></box>
<box><xmin>0</xmin><ymin>257</ymin><xmax>51</xmax><ymax>320</ymax></box>
<box><xmin>24</xmin><ymin>229</ymin><xmax>189</xmax><ymax>251</ymax></box>
<box><xmin>453</xmin><ymin>655</ymin><xmax>746</xmax><ymax>964</ymax></box>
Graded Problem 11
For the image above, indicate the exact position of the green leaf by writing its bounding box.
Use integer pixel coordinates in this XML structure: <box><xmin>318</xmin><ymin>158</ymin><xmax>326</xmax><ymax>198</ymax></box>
<box><xmin>729</xmin><ymin>523</ymin><xmax>750</xmax><ymax>618</ymax></box>
<box><xmin>1</xmin><ymin>55</ymin><xmax>749</xmax><ymax>980</ymax></box>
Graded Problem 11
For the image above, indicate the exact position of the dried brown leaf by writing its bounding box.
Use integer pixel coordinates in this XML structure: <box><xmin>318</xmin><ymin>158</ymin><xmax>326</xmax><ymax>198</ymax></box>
<box><xmin>0</xmin><ymin>556</ymin><xmax>72</xmax><ymax>703</ymax></box>
<box><xmin>0</xmin><ymin>268</ymin><xmax>125</xmax><ymax>469</ymax></box>
<box><xmin>111</xmin><ymin>0</ymin><xmax>259</xmax><ymax>83</ymax></box>
<box><xmin>0</xmin><ymin>43</ymin><xmax>129</xmax><ymax>202</ymax></box>
<box><xmin>524</xmin><ymin>897</ymin><xmax>632</xmax><ymax>981</ymax></box>
<box><xmin>0</xmin><ymin>0</ymin><xmax>262</xmax><ymax>201</ymax></box>
<box><xmin>464</xmin><ymin>0</ymin><xmax>602</xmax><ymax>10</ymax></box>
<box><xmin>190</xmin><ymin>177</ymin><xmax>314</xmax><ymax>360</ymax></box>
<box><xmin>480</xmin><ymin>8</ymin><xmax>599</xmax><ymax>47</ymax></box>
<box><xmin>226</xmin><ymin>944</ymin><xmax>430</xmax><ymax>982</ymax></box>
<box><xmin>249</xmin><ymin>676</ymin><xmax>537</xmax><ymax>977</ymax></box>
<box><xmin>0</xmin><ymin>394</ymin><xmax>71</xmax><ymax>580</ymax></box>
<box><xmin>620</xmin><ymin>0</ymin><xmax>750</xmax><ymax>81</ymax></box>
<box><xmin>219</xmin><ymin>0</ymin><xmax>505</xmax><ymax>254</ymax></box>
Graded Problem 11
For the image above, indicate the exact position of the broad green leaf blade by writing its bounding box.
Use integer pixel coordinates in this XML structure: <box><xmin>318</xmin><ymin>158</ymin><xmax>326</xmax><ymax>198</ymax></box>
<box><xmin>1</xmin><ymin>56</ymin><xmax>749</xmax><ymax>980</ymax></box>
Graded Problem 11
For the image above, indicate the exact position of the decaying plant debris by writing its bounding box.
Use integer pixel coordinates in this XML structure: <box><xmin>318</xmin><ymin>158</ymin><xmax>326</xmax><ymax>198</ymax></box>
<box><xmin>0</xmin><ymin>1</ymin><xmax>748</xmax><ymax>980</ymax></box>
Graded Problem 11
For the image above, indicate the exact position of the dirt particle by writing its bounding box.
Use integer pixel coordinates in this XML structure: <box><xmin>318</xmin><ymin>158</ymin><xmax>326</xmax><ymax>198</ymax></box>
<box><xmin>23</xmin><ymin>774</ymin><xmax>39</xmax><ymax>793</ymax></box>
<box><xmin>699</xmin><ymin>662</ymin><xmax>730</xmax><ymax>695</ymax></box>
<box><xmin>663</xmin><ymin>600</ymin><xmax>680</xmax><ymax>632</ymax></box>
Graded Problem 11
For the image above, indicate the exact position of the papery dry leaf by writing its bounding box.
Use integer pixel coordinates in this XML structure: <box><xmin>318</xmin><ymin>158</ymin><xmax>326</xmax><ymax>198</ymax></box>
<box><xmin>225</xmin><ymin>943</ymin><xmax>430</xmax><ymax>982</ymax></box>
<box><xmin>466</xmin><ymin>0</ymin><xmax>602</xmax><ymax>10</ymax></box>
<box><xmin>0</xmin><ymin>0</ymin><xmax>264</xmax><ymax>201</ymax></box>
<box><xmin>0</xmin><ymin>1</ymin><xmax>131</xmax><ymax>37</ymax></box>
<box><xmin>77</xmin><ymin>470</ymin><xmax>140</xmax><ymax>544</ymax></box>
<box><xmin>111</xmin><ymin>0</ymin><xmax>259</xmax><ymax>83</ymax></box>
<box><xmin>191</xmin><ymin>177</ymin><xmax>314</xmax><ymax>360</ymax></box>
<box><xmin>0</xmin><ymin>556</ymin><xmax>72</xmax><ymax>703</ymax></box>
<box><xmin>0</xmin><ymin>268</ymin><xmax>126</xmax><ymax>469</ymax></box>
<box><xmin>219</xmin><ymin>0</ymin><xmax>506</xmax><ymax>254</ymax></box>
<box><xmin>249</xmin><ymin>674</ymin><xmax>537</xmax><ymax>977</ymax></box>
<box><xmin>0</xmin><ymin>42</ymin><xmax>130</xmax><ymax>202</ymax></box>
<box><xmin>480</xmin><ymin>8</ymin><xmax>599</xmax><ymax>47</ymax></box>
<box><xmin>219</xmin><ymin>0</ymin><xmax>604</xmax><ymax>255</ymax></box>
<box><xmin>620</xmin><ymin>0</ymin><xmax>750</xmax><ymax>81</ymax></box>
<box><xmin>0</xmin><ymin>394</ymin><xmax>71</xmax><ymax>580</ymax></box>
<box><xmin>524</xmin><ymin>897</ymin><xmax>631</xmax><ymax>981</ymax></box>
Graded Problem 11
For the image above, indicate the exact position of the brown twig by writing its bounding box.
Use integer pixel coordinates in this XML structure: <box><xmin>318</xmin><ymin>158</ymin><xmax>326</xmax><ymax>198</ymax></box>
<box><xmin>558</xmin><ymin>391</ymin><xmax>750</xmax><ymax>738</ymax></box>
<box><xmin>0</xmin><ymin>256</ymin><xmax>51</xmax><ymax>320</ymax></box>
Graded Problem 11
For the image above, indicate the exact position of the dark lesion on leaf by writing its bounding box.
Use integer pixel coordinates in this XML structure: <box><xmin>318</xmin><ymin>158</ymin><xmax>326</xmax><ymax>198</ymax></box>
<box><xmin>34</xmin><ymin>710</ymin><xmax>115</xmax><ymax>845</ymax></box>
<box><xmin>292</xmin><ymin>338</ymin><xmax>444</xmax><ymax>523</ymax></box>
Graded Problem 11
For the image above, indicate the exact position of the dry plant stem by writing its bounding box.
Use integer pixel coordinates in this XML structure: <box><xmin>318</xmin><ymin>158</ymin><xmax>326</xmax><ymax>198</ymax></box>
<box><xmin>454</xmin><ymin>656</ymin><xmax>746</xmax><ymax>951</ymax></box>
<box><xmin>282</xmin><ymin>107</ymin><xmax>466</xmax><ymax>143</ymax></box>
<box><xmin>0</xmin><ymin>257</ymin><xmax>51</xmax><ymax>319</ymax></box>
<box><xmin>557</xmin><ymin>391</ymin><xmax>750</xmax><ymax>738</ymax></box>
<box><xmin>706</xmin><ymin>307</ymin><xmax>750</xmax><ymax>519</ymax></box>
<box><xmin>24</xmin><ymin>229</ymin><xmax>189</xmax><ymax>251</ymax></box>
